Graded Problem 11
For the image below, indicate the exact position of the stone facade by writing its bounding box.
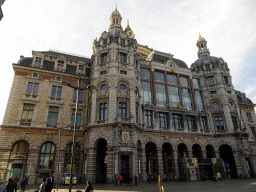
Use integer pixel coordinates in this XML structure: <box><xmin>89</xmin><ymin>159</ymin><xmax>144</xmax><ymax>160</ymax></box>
<box><xmin>1</xmin><ymin>8</ymin><xmax>256</xmax><ymax>184</ymax></box>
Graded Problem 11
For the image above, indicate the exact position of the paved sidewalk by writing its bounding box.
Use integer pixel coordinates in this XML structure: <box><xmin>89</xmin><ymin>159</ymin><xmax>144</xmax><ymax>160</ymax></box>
<box><xmin>21</xmin><ymin>179</ymin><xmax>256</xmax><ymax>192</ymax></box>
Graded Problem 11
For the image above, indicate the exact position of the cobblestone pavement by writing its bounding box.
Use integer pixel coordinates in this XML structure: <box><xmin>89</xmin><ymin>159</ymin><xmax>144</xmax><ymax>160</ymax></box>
<box><xmin>21</xmin><ymin>179</ymin><xmax>256</xmax><ymax>192</ymax></box>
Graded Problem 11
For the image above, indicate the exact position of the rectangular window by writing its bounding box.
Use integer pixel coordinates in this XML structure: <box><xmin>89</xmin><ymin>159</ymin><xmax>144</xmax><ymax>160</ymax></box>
<box><xmin>119</xmin><ymin>102</ymin><xmax>127</xmax><ymax>119</ymax></box>
<box><xmin>156</xmin><ymin>84</ymin><xmax>167</xmax><ymax>107</ymax></box>
<box><xmin>168</xmin><ymin>86</ymin><xmax>180</xmax><ymax>106</ymax></box>
<box><xmin>51</xmin><ymin>86</ymin><xmax>62</xmax><ymax>100</ymax></box>
<box><xmin>155</xmin><ymin>71</ymin><xmax>165</xmax><ymax>82</ymax></box>
<box><xmin>158</xmin><ymin>113</ymin><xmax>168</xmax><ymax>128</ymax></box>
<box><xmin>73</xmin><ymin>89</ymin><xmax>84</xmax><ymax>103</ymax></box>
<box><xmin>120</xmin><ymin>70</ymin><xmax>127</xmax><ymax>75</ymax></box>
<box><xmin>224</xmin><ymin>76</ymin><xmax>229</xmax><ymax>84</ymax></box>
<box><xmin>182</xmin><ymin>89</ymin><xmax>193</xmax><ymax>110</ymax></box>
<box><xmin>120</xmin><ymin>53</ymin><xmax>127</xmax><ymax>63</ymax></box>
<box><xmin>121</xmin><ymin>39</ymin><xmax>125</xmax><ymax>46</ymax></box>
<box><xmin>231</xmin><ymin>116</ymin><xmax>238</xmax><ymax>130</ymax></box>
<box><xmin>172</xmin><ymin>114</ymin><xmax>182</xmax><ymax>129</ymax></box>
<box><xmin>35</xmin><ymin>57</ymin><xmax>42</xmax><ymax>67</ymax></box>
<box><xmin>47</xmin><ymin>106</ymin><xmax>59</xmax><ymax>126</ymax></box>
<box><xmin>247</xmin><ymin>113</ymin><xmax>253</xmax><ymax>122</ymax></box>
<box><xmin>141</xmin><ymin>81</ymin><xmax>152</xmax><ymax>104</ymax></box>
<box><xmin>71</xmin><ymin>109</ymin><xmax>82</xmax><ymax>127</ymax></box>
<box><xmin>136</xmin><ymin>106</ymin><xmax>139</xmax><ymax>123</ymax></box>
<box><xmin>251</xmin><ymin>127</ymin><xmax>256</xmax><ymax>139</ymax></box>
<box><xmin>26</xmin><ymin>82</ymin><xmax>39</xmax><ymax>98</ymax></box>
<box><xmin>215</xmin><ymin>116</ymin><xmax>225</xmax><ymax>131</ymax></box>
<box><xmin>205</xmin><ymin>64</ymin><xmax>210</xmax><ymax>71</ymax></box>
<box><xmin>101</xmin><ymin>53</ymin><xmax>108</xmax><ymax>64</ymax></box>
<box><xmin>140</xmin><ymin>68</ymin><xmax>150</xmax><ymax>79</ymax></box>
<box><xmin>193</xmin><ymin>79</ymin><xmax>200</xmax><ymax>89</ymax></box>
<box><xmin>201</xmin><ymin>116</ymin><xmax>208</xmax><ymax>130</ymax></box>
<box><xmin>99</xmin><ymin>103</ymin><xmax>108</xmax><ymax>120</ymax></box>
<box><xmin>187</xmin><ymin>116</ymin><xmax>196</xmax><ymax>130</ymax></box>
<box><xmin>57</xmin><ymin>60</ymin><xmax>64</xmax><ymax>71</ymax></box>
<box><xmin>78</xmin><ymin>65</ymin><xmax>84</xmax><ymax>73</ymax></box>
<box><xmin>20</xmin><ymin>104</ymin><xmax>34</xmax><ymax>125</ymax></box>
<box><xmin>103</xmin><ymin>39</ymin><xmax>107</xmax><ymax>47</ymax></box>
<box><xmin>180</xmin><ymin>77</ymin><xmax>188</xmax><ymax>87</ymax></box>
<box><xmin>100</xmin><ymin>70</ymin><xmax>107</xmax><ymax>75</ymax></box>
<box><xmin>33</xmin><ymin>73</ymin><xmax>38</xmax><ymax>78</ymax></box>
<box><xmin>207</xmin><ymin>77</ymin><xmax>214</xmax><ymax>86</ymax></box>
<box><xmin>144</xmin><ymin>110</ymin><xmax>152</xmax><ymax>126</ymax></box>
<box><xmin>167</xmin><ymin>74</ymin><xmax>177</xmax><ymax>84</ymax></box>
<box><xmin>195</xmin><ymin>91</ymin><xmax>204</xmax><ymax>111</ymax></box>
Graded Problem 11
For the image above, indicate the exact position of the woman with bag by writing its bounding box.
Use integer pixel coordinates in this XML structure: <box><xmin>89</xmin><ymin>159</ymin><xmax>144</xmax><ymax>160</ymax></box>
<box><xmin>85</xmin><ymin>181</ymin><xmax>93</xmax><ymax>192</ymax></box>
<box><xmin>158</xmin><ymin>175</ymin><xmax>164</xmax><ymax>192</ymax></box>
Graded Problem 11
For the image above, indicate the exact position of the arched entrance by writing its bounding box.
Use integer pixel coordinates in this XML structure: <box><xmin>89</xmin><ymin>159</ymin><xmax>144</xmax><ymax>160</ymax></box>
<box><xmin>219</xmin><ymin>145</ymin><xmax>238</xmax><ymax>178</ymax></box>
<box><xmin>177</xmin><ymin>143</ymin><xmax>188</xmax><ymax>181</ymax></box>
<box><xmin>162</xmin><ymin>143</ymin><xmax>174</xmax><ymax>180</ymax></box>
<box><xmin>191</xmin><ymin>144</ymin><xmax>203</xmax><ymax>181</ymax></box>
<box><xmin>96</xmin><ymin>139</ymin><xmax>107</xmax><ymax>183</ymax></box>
<box><xmin>137</xmin><ymin>141</ymin><xmax>142</xmax><ymax>182</ymax></box>
<box><xmin>146</xmin><ymin>142</ymin><xmax>158</xmax><ymax>180</ymax></box>
<box><xmin>205</xmin><ymin>145</ymin><xmax>216</xmax><ymax>180</ymax></box>
<box><xmin>206</xmin><ymin>145</ymin><xmax>216</xmax><ymax>158</ymax></box>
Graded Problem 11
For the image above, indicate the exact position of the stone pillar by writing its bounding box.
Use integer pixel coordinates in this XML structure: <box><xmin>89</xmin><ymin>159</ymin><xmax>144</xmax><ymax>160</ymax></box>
<box><xmin>233</xmin><ymin>151</ymin><xmax>244</xmax><ymax>178</ymax></box>
<box><xmin>106</xmin><ymin>147</ymin><xmax>114</xmax><ymax>183</ymax></box>
<box><xmin>202</xmin><ymin>150</ymin><xmax>207</xmax><ymax>159</ymax></box>
<box><xmin>26</xmin><ymin>149</ymin><xmax>40</xmax><ymax>184</ymax></box>
<box><xmin>90</xmin><ymin>89</ymin><xmax>97</xmax><ymax>125</ymax></box>
<box><xmin>188</xmin><ymin>150</ymin><xmax>193</xmax><ymax>158</ymax></box>
<box><xmin>133</xmin><ymin>150</ymin><xmax>138</xmax><ymax>177</ymax></box>
<box><xmin>157</xmin><ymin>150</ymin><xmax>164</xmax><ymax>176</ymax></box>
<box><xmin>86</xmin><ymin>148</ymin><xmax>97</xmax><ymax>183</ymax></box>
<box><xmin>215</xmin><ymin>151</ymin><xmax>220</xmax><ymax>158</ymax></box>
<box><xmin>141</xmin><ymin>149</ymin><xmax>147</xmax><ymax>182</ymax></box>
<box><xmin>173</xmin><ymin>150</ymin><xmax>179</xmax><ymax>180</ymax></box>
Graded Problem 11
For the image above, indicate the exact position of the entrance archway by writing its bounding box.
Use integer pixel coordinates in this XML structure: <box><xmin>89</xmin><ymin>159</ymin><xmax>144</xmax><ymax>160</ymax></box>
<box><xmin>178</xmin><ymin>143</ymin><xmax>188</xmax><ymax>158</ymax></box>
<box><xmin>192</xmin><ymin>144</ymin><xmax>203</xmax><ymax>159</ymax></box>
<box><xmin>206</xmin><ymin>145</ymin><xmax>216</xmax><ymax>158</ymax></box>
<box><xmin>177</xmin><ymin>143</ymin><xmax>188</xmax><ymax>181</ymax></box>
<box><xmin>162</xmin><ymin>143</ymin><xmax>173</xmax><ymax>180</ymax></box>
<box><xmin>146</xmin><ymin>142</ymin><xmax>158</xmax><ymax>180</ymax></box>
<box><xmin>219</xmin><ymin>145</ymin><xmax>237</xmax><ymax>178</ymax></box>
<box><xmin>96</xmin><ymin>139</ymin><xmax>107</xmax><ymax>183</ymax></box>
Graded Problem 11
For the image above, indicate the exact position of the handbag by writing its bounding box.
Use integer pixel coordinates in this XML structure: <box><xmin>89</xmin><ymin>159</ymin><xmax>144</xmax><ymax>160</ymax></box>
<box><xmin>161</xmin><ymin>186</ymin><xmax>165</xmax><ymax>192</ymax></box>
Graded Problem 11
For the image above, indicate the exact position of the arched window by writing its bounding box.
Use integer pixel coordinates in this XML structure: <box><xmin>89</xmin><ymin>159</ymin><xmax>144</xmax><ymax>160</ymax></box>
<box><xmin>13</xmin><ymin>141</ymin><xmax>29</xmax><ymax>153</ymax></box>
<box><xmin>38</xmin><ymin>142</ymin><xmax>55</xmax><ymax>169</ymax></box>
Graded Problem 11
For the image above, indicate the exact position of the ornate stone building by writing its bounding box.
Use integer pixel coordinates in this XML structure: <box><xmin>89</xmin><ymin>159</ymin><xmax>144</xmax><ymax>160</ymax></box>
<box><xmin>1</xmin><ymin>8</ymin><xmax>256</xmax><ymax>184</ymax></box>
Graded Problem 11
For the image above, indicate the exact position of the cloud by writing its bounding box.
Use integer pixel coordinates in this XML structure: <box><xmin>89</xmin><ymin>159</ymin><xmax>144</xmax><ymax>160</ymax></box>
<box><xmin>244</xmin><ymin>85</ymin><xmax>256</xmax><ymax>96</ymax></box>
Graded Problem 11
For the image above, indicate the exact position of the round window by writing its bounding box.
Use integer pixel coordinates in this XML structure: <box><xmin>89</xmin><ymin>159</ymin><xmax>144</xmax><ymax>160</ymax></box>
<box><xmin>212</xmin><ymin>102</ymin><xmax>219</xmax><ymax>108</ymax></box>
<box><xmin>228</xmin><ymin>101</ymin><xmax>233</xmax><ymax>108</ymax></box>
<box><xmin>120</xmin><ymin>84</ymin><xmax>126</xmax><ymax>91</ymax></box>
<box><xmin>100</xmin><ymin>84</ymin><xmax>107</xmax><ymax>91</ymax></box>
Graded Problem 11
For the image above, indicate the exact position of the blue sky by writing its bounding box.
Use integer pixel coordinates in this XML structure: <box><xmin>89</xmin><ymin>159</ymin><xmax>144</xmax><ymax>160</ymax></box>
<box><xmin>0</xmin><ymin>0</ymin><xmax>256</xmax><ymax>122</ymax></box>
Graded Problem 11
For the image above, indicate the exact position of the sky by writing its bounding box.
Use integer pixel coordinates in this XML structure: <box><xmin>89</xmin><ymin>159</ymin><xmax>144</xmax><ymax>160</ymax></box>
<box><xmin>0</xmin><ymin>0</ymin><xmax>256</xmax><ymax>123</ymax></box>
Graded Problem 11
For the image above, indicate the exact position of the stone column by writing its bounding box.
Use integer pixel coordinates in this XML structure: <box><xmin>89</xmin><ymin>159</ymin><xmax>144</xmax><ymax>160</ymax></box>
<box><xmin>141</xmin><ymin>149</ymin><xmax>147</xmax><ymax>182</ymax></box>
<box><xmin>202</xmin><ymin>150</ymin><xmax>207</xmax><ymax>159</ymax></box>
<box><xmin>173</xmin><ymin>150</ymin><xmax>179</xmax><ymax>180</ymax></box>
<box><xmin>233</xmin><ymin>151</ymin><xmax>244</xmax><ymax>178</ymax></box>
<box><xmin>106</xmin><ymin>147</ymin><xmax>114</xmax><ymax>183</ymax></box>
<box><xmin>157</xmin><ymin>150</ymin><xmax>164</xmax><ymax>176</ymax></box>
<box><xmin>90</xmin><ymin>89</ymin><xmax>97</xmax><ymax>126</ymax></box>
<box><xmin>188</xmin><ymin>150</ymin><xmax>193</xmax><ymax>158</ymax></box>
<box><xmin>86</xmin><ymin>148</ymin><xmax>97</xmax><ymax>183</ymax></box>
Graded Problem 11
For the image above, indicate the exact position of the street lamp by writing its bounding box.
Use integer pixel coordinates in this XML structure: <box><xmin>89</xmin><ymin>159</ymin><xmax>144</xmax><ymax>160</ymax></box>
<box><xmin>62</xmin><ymin>77</ymin><xmax>95</xmax><ymax>192</ymax></box>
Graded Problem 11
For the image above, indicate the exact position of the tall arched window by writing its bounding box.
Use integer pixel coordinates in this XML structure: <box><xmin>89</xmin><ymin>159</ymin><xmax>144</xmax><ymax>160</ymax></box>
<box><xmin>13</xmin><ymin>141</ymin><xmax>29</xmax><ymax>153</ymax></box>
<box><xmin>38</xmin><ymin>142</ymin><xmax>55</xmax><ymax>169</ymax></box>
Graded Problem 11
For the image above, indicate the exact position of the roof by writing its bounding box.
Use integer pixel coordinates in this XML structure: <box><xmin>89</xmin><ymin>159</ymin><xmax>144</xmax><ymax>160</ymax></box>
<box><xmin>151</xmin><ymin>54</ymin><xmax>188</xmax><ymax>68</ymax></box>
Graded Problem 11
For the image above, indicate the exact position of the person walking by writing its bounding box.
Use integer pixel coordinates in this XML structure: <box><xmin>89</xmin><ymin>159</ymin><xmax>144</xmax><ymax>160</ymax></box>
<box><xmin>158</xmin><ymin>175</ymin><xmax>164</xmax><ymax>192</ymax></box>
<box><xmin>115</xmin><ymin>174</ymin><xmax>118</xmax><ymax>186</ymax></box>
<box><xmin>0</xmin><ymin>181</ymin><xmax>6</xmax><ymax>192</ymax></box>
<box><xmin>216</xmin><ymin>172</ymin><xmax>221</xmax><ymax>182</ymax></box>
<box><xmin>6</xmin><ymin>178</ymin><xmax>17</xmax><ymax>192</ymax></box>
<box><xmin>45</xmin><ymin>179</ymin><xmax>53</xmax><ymax>192</ymax></box>
<box><xmin>38</xmin><ymin>178</ymin><xmax>46</xmax><ymax>192</ymax></box>
<box><xmin>134</xmin><ymin>175</ymin><xmax>138</xmax><ymax>186</ymax></box>
<box><xmin>118</xmin><ymin>174</ymin><xmax>123</xmax><ymax>186</ymax></box>
<box><xmin>85</xmin><ymin>181</ymin><xmax>93</xmax><ymax>192</ymax></box>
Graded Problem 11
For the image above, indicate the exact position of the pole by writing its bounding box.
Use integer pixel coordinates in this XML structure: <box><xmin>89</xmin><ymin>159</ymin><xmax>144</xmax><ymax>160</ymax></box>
<box><xmin>69</xmin><ymin>78</ymin><xmax>80</xmax><ymax>192</ymax></box>
<box><xmin>56</xmin><ymin>128</ymin><xmax>61</xmax><ymax>191</ymax></box>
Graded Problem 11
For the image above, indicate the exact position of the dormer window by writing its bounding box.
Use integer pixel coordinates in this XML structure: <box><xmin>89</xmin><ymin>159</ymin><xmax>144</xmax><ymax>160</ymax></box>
<box><xmin>35</xmin><ymin>57</ymin><xmax>42</xmax><ymax>67</ymax></box>
<box><xmin>78</xmin><ymin>65</ymin><xmax>84</xmax><ymax>73</ymax></box>
<box><xmin>57</xmin><ymin>60</ymin><xmax>64</xmax><ymax>71</ymax></box>
<box><xmin>101</xmin><ymin>53</ymin><xmax>108</xmax><ymax>64</ymax></box>
<box><xmin>103</xmin><ymin>39</ymin><xmax>107</xmax><ymax>47</ymax></box>
<box><xmin>120</xmin><ymin>53</ymin><xmax>127</xmax><ymax>63</ymax></box>
<box><xmin>121</xmin><ymin>39</ymin><xmax>125</xmax><ymax>46</ymax></box>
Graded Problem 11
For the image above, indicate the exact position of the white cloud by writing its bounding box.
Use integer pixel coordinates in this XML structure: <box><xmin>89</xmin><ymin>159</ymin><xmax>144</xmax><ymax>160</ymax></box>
<box><xmin>244</xmin><ymin>85</ymin><xmax>256</xmax><ymax>96</ymax></box>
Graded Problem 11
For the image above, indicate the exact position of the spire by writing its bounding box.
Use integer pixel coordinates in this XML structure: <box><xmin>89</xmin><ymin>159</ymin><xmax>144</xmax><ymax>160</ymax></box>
<box><xmin>115</xmin><ymin>4</ymin><xmax>117</xmax><ymax>11</ymax></box>
<box><xmin>125</xmin><ymin>19</ymin><xmax>135</xmax><ymax>38</ymax></box>
<box><xmin>109</xmin><ymin>7</ymin><xmax>123</xmax><ymax>32</ymax></box>
<box><xmin>196</xmin><ymin>33</ymin><xmax>210</xmax><ymax>58</ymax></box>
<box><xmin>127</xmin><ymin>18</ymin><xmax>129</xmax><ymax>27</ymax></box>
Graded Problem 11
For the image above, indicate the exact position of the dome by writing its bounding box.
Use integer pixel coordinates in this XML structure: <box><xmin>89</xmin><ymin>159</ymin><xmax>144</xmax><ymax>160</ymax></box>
<box><xmin>111</xmin><ymin>7</ymin><xmax>121</xmax><ymax>17</ymax></box>
<box><xmin>193</xmin><ymin>55</ymin><xmax>219</xmax><ymax>67</ymax></box>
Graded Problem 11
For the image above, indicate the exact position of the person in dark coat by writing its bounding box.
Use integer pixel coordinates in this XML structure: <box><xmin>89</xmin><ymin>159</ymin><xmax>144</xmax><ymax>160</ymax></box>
<box><xmin>6</xmin><ymin>178</ymin><xmax>17</xmax><ymax>192</ymax></box>
<box><xmin>45</xmin><ymin>179</ymin><xmax>53</xmax><ymax>192</ymax></box>
<box><xmin>85</xmin><ymin>181</ymin><xmax>93</xmax><ymax>192</ymax></box>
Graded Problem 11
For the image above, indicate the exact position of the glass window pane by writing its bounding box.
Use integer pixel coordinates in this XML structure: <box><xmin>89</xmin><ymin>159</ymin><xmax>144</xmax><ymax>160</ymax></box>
<box><xmin>140</xmin><ymin>68</ymin><xmax>150</xmax><ymax>79</ymax></box>
<box><xmin>51</xmin><ymin>145</ymin><xmax>55</xmax><ymax>153</ymax></box>
<box><xmin>180</xmin><ymin>77</ymin><xmax>188</xmax><ymax>86</ymax></box>
<box><xmin>193</xmin><ymin>79</ymin><xmax>200</xmax><ymax>88</ymax></box>
<box><xmin>47</xmin><ymin>113</ymin><xmax>53</xmax><ymax>124</ymax></box>
<box><xmin>51</xmin><ymin>86</ymin><xmax>56</xmax><ymax>97</ymax></box>
<box><xmin>33</xmin><ymin>83</ymin><xmax>39</xmax><ymax>95</ymax></box>
<box><xmin>167</xmin><ymin>74</ymin><xmax>177</xmax><ymax>84</ymax></box>
<box><xmin>156</xmin><ymin>84</ymin><xmax>167</xmax><ymax>107</ymax></box>
<box><xmin>79</xmin><ymin>90</ymin><xmax>83</xmax><ymax>101</ymax></box>
<box><xmin>141</xmin><ymin>81</ymin><xmax>152</xmax><ymax>104</ymax></box>
<box><xmin>155</xmin><ymin>72</ymin><xmax>165</xmax><ymax>82</ymax></box>
<box><xmin>41</xmin><ymin>144</ymin><xmax>46</xmax><ymax>153</ymax></box>
<box><xmin>182</xmin><ymin>89</ymin><xmax>192</xmax><ymax>110</ymax></box>
<box><xmin>168</xmin><ymin>86</ymin><xmax>180</xmax><ymax>106</ymax></box>
<box><xmin>195</xmin><ymin>91</ymin><xmax>204</xmax><ymax>111</ymax></box>
<box><xmin>26</xmin><ymin>83</ymin><xmax>33</xmax><ymax>95</ymax></box>
<box><xmin>57</xmin><ymin>87</ymin><xmax>62</xmax><ymax>98</ymax></box>
<box><xmin>45</xmin><ymin>143</ymin><xmax>51</xmax><ymax>153</ymax></box>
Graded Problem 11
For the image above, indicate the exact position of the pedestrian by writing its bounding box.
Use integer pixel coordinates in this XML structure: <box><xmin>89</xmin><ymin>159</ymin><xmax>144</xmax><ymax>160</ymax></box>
<box><xmin>13</xmin><ymin>177</ymin><xmax>18</xmax><ymax>191</ymax></box>
<box><xmin>0</xmin><ymin>181</ymin><xmax>6</xmax><ymax>192</ymax></box>
<box><xmin>158</xmin><ymin>175</ymin><xmax>164</xmax><ymax>192</ymax></box>
<box><xmin>6</xmin><ymin>178</ymin><xmax>17</xmax><ymax>192</ymax></box>
<box><xmin>45</xmin><ymin>179</ymin><xmax>53</xmax><ymax>192</ymax></box>
<box><xmin>50</xmin><ymin>175</ymin><xmax>54</xmax><ymax>184</ymax></box>
<box><xmin>20</xmin><ymin>179</ymin><xmax>26</xmax><ymax>192</ymax></box>
<box><xmin>134</xmin><ymin>175</ymin><xmax>137</xmax><ymax>186</ymax></box>
<box><xmin>85</xmin><ymin>181</ymin><xmax>93</xmax><ymax>192</ymax></box>
<box><xmin>38</xmin><ymin>178</ymin><xmax>46</xmax><ymax>192</ymax></box>
<box><xmin>118</xmin><ymin>174</ymin><xmax>123</xmax><ymax>186</ymax></box>
<box><xmin>216</xmin><ymin>172</ymin><xmax>221</xmax><ymax>182</ymax></box>
<box><xmin>115</xmin><ymin>174</ymin><xmax>118</xmax><ymax>186</ymax></box>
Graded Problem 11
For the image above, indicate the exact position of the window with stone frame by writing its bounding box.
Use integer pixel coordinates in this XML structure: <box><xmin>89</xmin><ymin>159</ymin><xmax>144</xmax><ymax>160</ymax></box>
<box><xmin>141</xmin><ymin>81</ymin><xmax>152</xmax><ymax>104</ymax></box>
<box><xmin>120</xmin><ymin>52</ymin><xmax>127</xmax><ymax>63</ymax></box>
<box><xmin>224</xmin><ymin>76</ymin><xmax>229</xmax><ymax>85</ymax></box>
<box><xmin>71</xmin><ymin>109</ymin><xmax>82</xmax><ymax>128</ymax></box>
<box><xmin>207</xmin><ymin>76</ymin><xmax>214</xmax><ymax>86</ymax></box>
<box><xmin>247</xmin><ymin>112</ymin><xmax>253</xmax><ymax>122</ymax></box>
<box><xmin>205</xmin><ymin>64</ymin><xmax>210</xmax><ymax>71</ymax></box>
<box><xmin>158</xmin><ymin>112</ymin><xmax>168</xmax><ymax>129</ymax></box>
<box><xmin>99</xmin><ymin>103</ymin><xmax>108</xmax><ymax>120</ymax></box>
<box><xmin>187</xmin><ymin>115</ymin><xmax>197</xmax><ymax>130</ymax></box>
<box><xmin>119</xmin><ymin>102</ymin><xmax>127</xmax><ymax>119</ymax></box>
<box><xmin>57</xmin><ymin>60</ymin><xmax>64</xmax><ymax>71</ymax></box>
<box><xmin>47</xmin><ymin>106</ymin><xmax>59</xmax><ymax>127</ymax></box>
<box><xmin>78</xmin><ymin>65</ymin><xmax>84</xmax><ymax>73</ymax></box>
<box><xmin>214</xmin><ymin>116</ymin><xmax>225</xmax><ymax>131</ymax></box>
<box><xmin>231</xmin><ymin>115</ymin><xmax>239</xmax><ymax>130</ymax></box>
<box><xmin>172</xmin><ymin>114</ymin><xmax>182</xmax><ymax>129</ymax></box>
<box><xmin>195</xmin><ymin>90</ymin><xmax>204</xmax><ymax>111</ymax></box>
<box><xmin>181</xmin><ymin>88</ymin><xmax>193</xmax><ymax>110</ymax></box>
<box><xmin>251</xmin><ymin>127</ymin><xmax>256</xmax><ymax>139</ymax></box>
<box><xmin>26</xmin><ymin>82</ymin><xmax>39</xmax><ymax>98</ymax></box>
<box><xmin>73</xmin><ymin>89</ymin><xmax>83</xmax><ymax>104</ymax></box>
<box><xmin>50</xmin><ymin>86</ymin><xmax>62</xmax><ymax>100</ymax></box>
<box><xmin>156</xmin><ymin>84</ymin><xmax>167</xmax><ymax>107</ymax></box>
<box><xmin>121</xmin><ymin>39</ymin><xmax>125</xmax><ymax>46</ymax></box>
<box><xmin>20</xmin><ymin>103</ymin><xmax>35</xmax><ymax>126</ymax></box>
<box><xmin>101</xmin><ymin>53</ymin><xmax>108</xmax><ymax>64</ymax></box>
<box><xmin>168</xmin><ymin>86</ymin><xmax>180</xmax><ymax>107</ymax></box>
<box><xmin>34</xmin><ymin>57</ymin><xmax>42</xmax><ymax>67</ymax></box>
<box><xmin>103</xmin><ymin>39</ymin><xmax>107</xmax><ymax>47</ymax></box>
<box><xmin>144</xmin><ymin>110</ymin><xmax>152</xmax><ymax>127</ymax></box>
<box><xmin>38</xmin><ymin>142</ymin><xmax>55</xmax><ymax>169</ymax></box>
<box><xmin>201</xmin><ymin>116</ymin><xmax>208</xmax><ymax>131</ymax></box>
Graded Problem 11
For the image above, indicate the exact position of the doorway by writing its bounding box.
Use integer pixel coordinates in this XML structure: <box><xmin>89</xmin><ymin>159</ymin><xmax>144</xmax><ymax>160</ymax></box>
<box><xmin>10</xmin><ymin>163</ymin><xmax>23</xmax><ymax>178</ymax></box>
<box><xmin>96</xmin><ymin>139</ymin><xmax>107</xmax><ymax>183</ymax></box>
<box><xmin>120</xmin><ymin>155</ymin><xmax>130</xmax><ymax>182</ymax></box>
